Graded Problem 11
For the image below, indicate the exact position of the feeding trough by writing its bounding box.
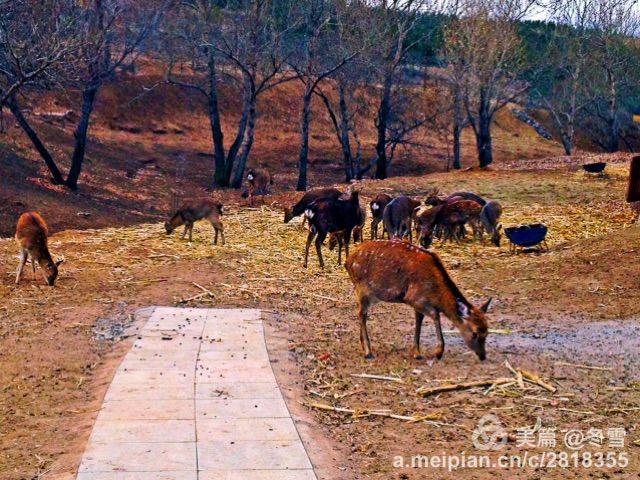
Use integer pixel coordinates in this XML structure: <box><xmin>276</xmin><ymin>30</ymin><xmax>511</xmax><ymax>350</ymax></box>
<box><xmin>504</xmin><ymin>223</ymin><xmax>548</xmax><ymax>253</ymax></box>
<box><xmin>582</xmin><ymin>162</ymin><xmax>607</xmax><ymax>175</ymax></box>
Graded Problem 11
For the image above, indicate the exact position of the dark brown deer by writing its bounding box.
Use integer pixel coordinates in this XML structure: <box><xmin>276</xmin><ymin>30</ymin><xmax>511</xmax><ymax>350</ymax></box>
<box><xmin>328</xmin><ymin>203</ymin><xmax>366</xmax><ymax>263</ymax></box>
<box><xmin>303</xmin><ymin>190</ymin><xmax>361</xmax><ymax>268</ymax></box>
<box><xmin>345</xmin><ymin>240</ymin><xmax>492</xmax><ymax>360</ymax></box>
<box><xmin>284</xmin><ymin>187</ymin><xmax>343</xmax><ymax>224</ymax></box>
<box><xmin>382</xmin><ymin>195</ymin><xmax>421</xmax><ymax>242</ymax></box>
<box><xmin>242</xmin><ymin>168</ymin><xmax>273</xmax><ymax>206</ymax></box>
<box><xmin>15</xmin><ymin>212</ymin><xmax>64</xmax><ymax>286</ymax></box>
<box><xmin>369</xmin><ymin>193</ymin><xmax>392</xmax><ymax>240</ymax></box>
<box><xmin>165</xmin><ymin>199</ymin><xmax>225</xmax><ymax>244</ymax></box>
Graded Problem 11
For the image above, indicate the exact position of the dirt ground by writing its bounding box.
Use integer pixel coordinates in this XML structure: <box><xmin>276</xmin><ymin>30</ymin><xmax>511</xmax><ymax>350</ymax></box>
<box><xmin>1</xmin><ymin>158</ymin><xmax>639</xmax><ymax>479</ymax></box>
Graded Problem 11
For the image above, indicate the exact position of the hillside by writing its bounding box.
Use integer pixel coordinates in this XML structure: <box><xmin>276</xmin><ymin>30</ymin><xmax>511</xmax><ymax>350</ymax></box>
<box><xmin>0</xmin><ymin>65</ymin><xmax>563</xmax><ymax>236</ymax></box>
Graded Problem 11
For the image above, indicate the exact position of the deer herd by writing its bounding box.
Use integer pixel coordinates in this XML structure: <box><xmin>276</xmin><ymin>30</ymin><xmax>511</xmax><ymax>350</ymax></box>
<box><xmin>12</xmin><ymin>169</ymin><xmax>499</xmax><ymax>362</ymax></box>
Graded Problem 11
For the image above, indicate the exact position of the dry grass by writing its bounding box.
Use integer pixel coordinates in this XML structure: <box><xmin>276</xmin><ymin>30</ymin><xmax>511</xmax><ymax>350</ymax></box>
<box><xmin>1</xmin><ymin>161</ymin><xmax>639</xmax><ymax>479</ymax></box>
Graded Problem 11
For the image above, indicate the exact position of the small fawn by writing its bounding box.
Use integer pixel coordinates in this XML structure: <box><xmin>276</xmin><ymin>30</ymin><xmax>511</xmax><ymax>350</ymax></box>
<box><xmin>242</xmin><ymin>168</ymin><xmax>273</xmax><ymax>206</ymax></box>
<box><xmin>345</xmin><ymin>240</ymin><xmax>492</xmax><ymax>361</ymax></box>
<box><xmin>15</xmin><ymin>212</ymin><xmax>64</xmax><ymax>286</ymax></box>
<box><xmin>369</xmin><ymin>193</ymin><xmax>392</xmax><ymax>240</ymax></box>
<box><xmin>165</xmin><ymin>199</ymin><xmax>225</xmax><ymax>244</ymax></box>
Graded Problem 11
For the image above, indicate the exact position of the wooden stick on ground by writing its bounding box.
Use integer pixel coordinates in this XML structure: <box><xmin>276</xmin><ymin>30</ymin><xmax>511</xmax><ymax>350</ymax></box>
<box><xmin>350</xmin><ymin>373</ymin><xmax>404</xmax><ymax>384</ymax></box>
<box><xmin>554</xmin><ymin>361</ymin><xmax>613</xmax><ymax>372</ymax></box>
<box><xmin>304</xmin><ymin>400</ymin><xmax>440</xmax><ymax>423</ymax></box>
<box><xmin>417</xmin><ymin>378</ymin><xmax>514</xmax><ymax>397</ymax></box>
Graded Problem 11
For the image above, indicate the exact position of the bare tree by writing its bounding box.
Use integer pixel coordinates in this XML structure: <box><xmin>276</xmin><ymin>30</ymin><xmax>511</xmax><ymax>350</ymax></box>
<box><xmin>584</xmin><ymin>0</ymin><xmax>640</xmax><ymax>152</ymax></box>
<box><xmin>443</xmin><ymin>0</ymin><xmax>536</xmax><ymax>167</ymax></box>
<box><xmin>7</xmin><ymin>0</ymin><xmax>168</xmax><ymax>189</ymax></box>
<box><xmin>289</xmin><ymin>0</ymin><xmax>356</xmax><ymax>191</ymax></box>
<box><xmin>167</xmin><ymin>0</ymin><xmax>297</xmax><ymax>188</ymax></box>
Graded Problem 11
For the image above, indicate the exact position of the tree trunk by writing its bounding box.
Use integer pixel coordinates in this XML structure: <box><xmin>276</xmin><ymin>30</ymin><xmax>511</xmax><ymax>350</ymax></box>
<box><xmin>66</xmin><ymin>82</ymin><xmax>100</xmax><ymax>190</ymax></box>
<box><xmin>6</xmin><ymin>95</ymin><xmax>65</xmax><ymax>184</ymax></box>
<box><xmin>296</xmin><ymin>83</ymin><xmax>313</xmax><ymax>192</ymax></box>
<box><xmin>208</xmin><ymin>52</ymin><xmax>227</xmax><ymax>187</ymax></box>
<box><xmin>338</xmin><ymin>84</ymin><xmax>353</xmax><ymax>182</ymax></box>
<box><xmin>476</xmin><ymin>106</ymin><xmax>493</xmax><ymax>168</ymax></box>
<box><xmin>223</xmin><ymin>92</ymin><xmax>250</xmax><ymax>185</ymax></box>
<box><xmin>231</xmin><ymin>96</ymin><xmax>256</xmax><ymax>189</ymax></box>
<box><xmin>452</xmin><ymin>87</ymin><xmax>464</xmax><ymax>169</ymax></box>
<box><xmin>606</xmin><ymin>69</ymin><xmax>619</xmax><ymax>153</ymax></box>
<box><xmin>375</xmin><ymin>75</ymin><xmax>392</xmax><ymax>180</ymax></box>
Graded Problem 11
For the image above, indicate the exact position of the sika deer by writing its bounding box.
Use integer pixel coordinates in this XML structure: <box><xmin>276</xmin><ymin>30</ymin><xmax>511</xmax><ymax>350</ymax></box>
<box><xmin>303</xmin><ymin>190</ymin><xmax>361</xmax><ymax>268</ymax></box>
<box><xmin>284</xmin><ymin>187</ymin><xmax>343</xmax><ymax>224</ymax></box>
<box><xmin>242</xmin><ymin>168</ymin><xmax>273</xmax><ymax>206</ymax></box>
<box><xmin>369</xmin><ymin>193</ymin><xmax>392</xmax><ymax>240</ymax></box>
<box><xmin>426</xmin><ymin>190</ymin><xmax>487</xmax><ymax>207</ymax></box>
<box><xmin>328</xmin><ymin>204</ymin><xmax>366</xmax><ymax>263</ymax></box>
<box><xmin>15</xmin><ymin>212</ymin><xmax>64</xmax><ymax>286</ymax></box>
<box><xmin>479</xmin><ymin>201</ymin><xmax>503</xmax><ymax>246</ymax></box>
<box><xmin>382</xmin><ymin>195</ymin><xmax>421</xmax><ymax>242</ymax></box>
<box><xmin>165</xmin><ymin>199</ymin><xmax>225</xmax><ymax>244</ymax></box>
<box><xmin>439</xmin><ymin>200</ymin><xmax>483</xmax><ymax>243</ymax></box>
<box><xmin>345</xmin><ymin>240</ymin><xmax>492</xmax><ymax>360</ymax></box>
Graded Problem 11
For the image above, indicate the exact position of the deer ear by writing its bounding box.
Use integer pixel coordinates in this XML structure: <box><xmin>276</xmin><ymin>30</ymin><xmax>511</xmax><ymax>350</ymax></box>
<box><xmin>456</xmin><ymin>299</ymin><xmax>470</xmax><ymax>319</ymax></box>
<box><xmin>55</xmin><ymin>259</ymin><xmax>65</xmax><ymax>267</ymax></box>
<box><xmin>481</xmin><ymin>297</ymin><xmax>493</xmax><ymax>313</ymax></box>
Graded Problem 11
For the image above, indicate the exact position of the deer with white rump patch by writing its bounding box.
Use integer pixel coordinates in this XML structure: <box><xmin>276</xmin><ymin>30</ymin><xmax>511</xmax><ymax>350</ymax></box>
<box><xmin>345</xmin><ymin>240</ymin><xmax>492</xmax><ymax>361</ymax></box>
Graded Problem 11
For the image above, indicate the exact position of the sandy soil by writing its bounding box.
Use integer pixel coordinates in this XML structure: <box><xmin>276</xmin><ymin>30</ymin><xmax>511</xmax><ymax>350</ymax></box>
<box><xmin>1</xmin><ymin>161</ymin><xmax>639</xmax><ymax>479</ymax></box>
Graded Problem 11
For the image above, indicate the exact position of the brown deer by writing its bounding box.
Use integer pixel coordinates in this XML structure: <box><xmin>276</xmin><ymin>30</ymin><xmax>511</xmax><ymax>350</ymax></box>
<box><xmin>369</xmin><ymin>193</ymin><xmax>392</xmax><ymax>240</ymax></box>
<box><xmin>345</xmin><ymin>240</ymin><xmax>492</xmax><ymax>361</ymax></box>
<box><xmin>165</xmin><ymin>199</ymin><xmax>225</xmax><ymax>244</ymax></box>
<box><xmin>382</xmin><ymin>195</ymin><xmax>421</xmax><ymax>242</ymax></box>
<box><xmin>242</xmin><ymin>168</ymin><xmax>273</xmax><ymax>206</ymax></box>
<box><xmin>15</xmin><ymin>212</ymin><xmax>64</xmax><ymax>286</ymax></box>
<box><xmin>284</xmin><ymin>187</ymin><xmax>343</xmax><ymax>224</ymax></box>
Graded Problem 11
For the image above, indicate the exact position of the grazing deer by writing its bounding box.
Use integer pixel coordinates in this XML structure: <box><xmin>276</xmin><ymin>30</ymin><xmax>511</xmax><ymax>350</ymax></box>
<box><xmin>165</xmin><ymin>199</ymin><xmax>225</xmax><ymax>244</ymax></box>
<box><xmin>369</xmin><ymin>193</ymin><xmax>392</xmax><ymax>240</ymax></box>
<box><xmin>426</xmin><ymin>190</ymin><xmax>487</xmax><ymax>207</ymax></box>
<box><xmin>439</xmin><ymin>200</ymin><xmax>483</xmax><ymax>243</ymax></box>
<box><xmin>415</xmin><ymin>205</ymin><xmax>444</xmax><ymax>248</ymax></box>
<box><xmin>345</xmin><ymin>240</ymin><xmax>492</xmax><ymax>360</ymax></box>
<box><xmin>15</xmin><ymin>212</ymin><xmax>64</xmax><ymax>286</ymax></box>
<box><xmin>479</xmin><ymin>200</ymin><xmax>503</xmax><ymax>246</ymax></box>
<box><xmin>284</xmin><ymin>187</ymin><xmax>343</xmax><ymax>224</ymax></box>
<box><xmin>241</xmin><ymin>168</ymin><xmax>273</xmax><ymax>206</ymax></box>
<box><xmin>382</xmin><ymin>195</ymin><xmax>421</xmax><ymax>242</ymax></box>
<box><xmin>303</xmin><ymin>190</ymin><xmax>361</xmax><ymax>268</ymax></box>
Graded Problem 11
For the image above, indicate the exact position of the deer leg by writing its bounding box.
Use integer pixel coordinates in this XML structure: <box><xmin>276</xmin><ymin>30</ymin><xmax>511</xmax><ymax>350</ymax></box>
<box><xmin>315</xmin><ymin>231</ymin><xmax>326</xmax><ymax>268</ymax></box>
<box><xmin>303</xmin><ymin>229</ymin><xmax>316</xmax><ymax>268</ymax></box>
<box><xmin>211</xmin><ymin>219</ymin><xmax>224</xmax><ymax>245</ymax></box>
<box><xmin>371</xmin><ymin>219</ymin><xmax>377</xmax><ymax>240</ymax></box>
<box><xmin>31</xmin><ymin>257</ymin><xmax>37</xmax><ymax>279</ymax></box>
<box><xmin>357</xmin><ymin>293</ymin><xmax>374</xmax><ymax>359</ymax></box>
<box><xmin>408</xmin><ymin>219</ymin><xmax>413</xmax><ymax>243</ymax></box>
<box><xmin>188</xmin><ymin>223</ymin><xmax>194</xmax><ymax>242</ymax></box>
<box><xmin>431</xmin><ymin>310</ymin><xmax>445</xmax><ymax>360</ymax></box>
<box><xmin>337</xmin><ymin>234</ymin><xmax>343</xmax><ymax>265</ymax></box>
<box><xmin>181</xmin><ymin>224</ymin><xmax>188</xmax><ymax>240</ymax></box>
<box><xmin>413</xmin><ymin>310</ymin><xmax>424</xmax><ymax>360</ymax></box>
<box><xmin>15</xmin><ymin>249</ymin><xmax>28</xmax><ymax>284</ymax></box>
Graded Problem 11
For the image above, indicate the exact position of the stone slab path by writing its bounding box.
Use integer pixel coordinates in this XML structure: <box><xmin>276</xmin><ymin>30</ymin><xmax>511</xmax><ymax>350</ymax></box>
<box><xmin>77</xmin><ymin>307</ymin><xmax>317</xmax><ymax>480</ymax></box>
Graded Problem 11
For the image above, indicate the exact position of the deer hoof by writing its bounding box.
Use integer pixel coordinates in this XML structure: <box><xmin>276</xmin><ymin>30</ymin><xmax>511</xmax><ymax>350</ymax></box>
<box><xmin>364</xmin><ymin>353</ymin><xmax>375</xmax><ymax>360</ymax></box>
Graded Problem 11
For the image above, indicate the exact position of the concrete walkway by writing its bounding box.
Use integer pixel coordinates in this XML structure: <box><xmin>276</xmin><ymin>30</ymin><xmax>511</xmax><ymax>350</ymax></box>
<box><xmin>77</xmin><ymin>307</ymin><xmax>317</xmax><ymax>480</ymax></box>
